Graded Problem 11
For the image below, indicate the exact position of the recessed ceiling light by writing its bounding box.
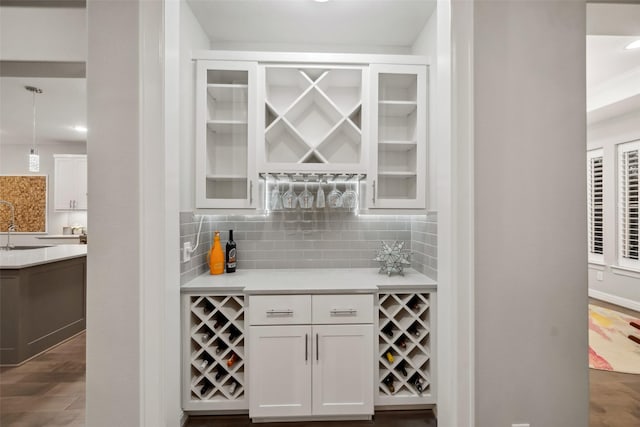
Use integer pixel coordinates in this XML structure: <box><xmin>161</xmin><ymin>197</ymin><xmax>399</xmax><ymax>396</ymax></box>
<box><xmin>314</xmin><ymin>0</ymin><xmax>329</xmax><ymax>3</ymax></box>
<box><xmin>72</xmin><ymin>125</ymin><xmax>87</xmax><ymax>133</ymax></box>
<box><xmin>625</xmin><ymin>39</ymin><xmax>640</xmax><ymax>50</ymax></box>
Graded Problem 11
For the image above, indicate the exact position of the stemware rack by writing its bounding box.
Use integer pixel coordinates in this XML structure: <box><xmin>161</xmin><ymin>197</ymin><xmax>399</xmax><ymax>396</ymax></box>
<box><xmin>259</xmin><ymin>172</ymin><xmax>366</xmax><ymax>213</ymax></box>
<box><xmin>185</xmin><ymin>294</ymin><xmax>247</xmax><ymax>410</ymax></box>
<box><xmin>377</xmin><ymin>292</ymin><xmax>434</xmax><ymax>406</ymax></box>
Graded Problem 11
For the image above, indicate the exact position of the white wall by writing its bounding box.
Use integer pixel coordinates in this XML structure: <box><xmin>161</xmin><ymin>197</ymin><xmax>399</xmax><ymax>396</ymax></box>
<box><xmin>411</xmin><ymin>10</ymin><xmax>437</xmax><ymax>211</ymax></box>
<box><xmin>179</xmin><ymin>0</ymin><xmax>209</xmax><ymax>211</ymax></box>
<box><xmin>86</xmin><ymin>1</ymin><xmax>141</xmax><ymax>425</ymax></box>
<box><xmin>0</xmin><ymin>6</ymin><xmax>86</xmax><ymax>62</ymax></box>
<box><xmin>587</xmin><ymin>109</ymin><xmax>640</xmax><ymax>310</ymax></box>
<box><xmin>474</xmin><ymin>1</ymin><xmax>588</xmax><ymax>426</ymax></box>
<box><xmin>0</xmin><ymin>142</ymin><xmax>86</xmax><ymax>245</ymax></box>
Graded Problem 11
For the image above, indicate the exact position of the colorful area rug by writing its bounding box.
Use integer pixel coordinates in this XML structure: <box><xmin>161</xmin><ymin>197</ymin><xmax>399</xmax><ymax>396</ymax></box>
<box><xmin>589</xmin><ymin>304</ymin><xmax>640</xmax><ymax>374</ymax></box>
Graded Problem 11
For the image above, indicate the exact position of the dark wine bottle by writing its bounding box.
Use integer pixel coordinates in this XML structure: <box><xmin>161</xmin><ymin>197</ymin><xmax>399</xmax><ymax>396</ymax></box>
<box><xmin>226</xmin><ymin>229</ymin><xmax>237</xmax><ymax>273</ymax></box>
<box><xmin>215</xmin><ymin>367</ymin><xmax>226</xmax><ymax>381</ymax></box>
<box><xmin>413</xmin><ymin>376</ymin><xmax>424</xmax><ymax>393</ymax></box>
<box><xmin>396</xmin><ymin>336</ymin><xmax>406</xmax><ymax>349</ymax></box>
<box><xmin>397</xmin><ymin>360</ymin><xmax>407</xmax><ymax>377</ymax></box>
<box><xmin>382</xmin><ymin>323</ymin><xmax>394</xmax><ymax>337</ymax></box>
<box><xmin>201</xmin><ymin>381</ymin><xmax>211</xmax><ymax>396</ymax></box>
<box><xmin>203</xmin><ymin>300</ymin><xmax>214</xmax><ymax>314</ymax></box>
<box><xmin>407</xmin><ymin>322</ymin><xmax>421</xmax><ymax>337</ymax></box>
<box><xmin>409</xmin><ymin>296</ymin><xmax>420</xmax><ymax>311</ymax></box>
<box><xmin>215</xmin><ymin>339</ymin><xmax>228</xmax><ymax>355</ymax></box>
<box><xmin>228</xmin><ymin>326</ymin><xmax>239</xmax><ymax>342</ymax></box>
<box><xmin>383</xmin><ymin>374</ymin><xmax>395</xmax><ymax>393</ymax></box>
<box><xmin>213</xmin><ymin>313</ymin><xmax>226</xmax><ymax>329</ymax></box>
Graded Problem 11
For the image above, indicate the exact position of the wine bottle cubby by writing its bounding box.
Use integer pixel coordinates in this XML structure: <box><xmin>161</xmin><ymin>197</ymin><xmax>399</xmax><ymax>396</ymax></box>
<box><xmin>184</xmin><ymin>294</ymin><xmax>247</xmax><ymax>410</ymax></box>
<box><xmin>377</xmin><ymin>292</ymin><xmax>435</xmax><ymax>406</ymax></box>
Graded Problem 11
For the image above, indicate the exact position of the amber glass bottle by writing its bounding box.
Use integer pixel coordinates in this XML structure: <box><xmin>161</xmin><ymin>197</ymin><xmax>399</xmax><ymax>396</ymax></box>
<box><xmin>209</xmin><ymin>231</ymin><xmax>225</xmax><ymax>275</ymax></box>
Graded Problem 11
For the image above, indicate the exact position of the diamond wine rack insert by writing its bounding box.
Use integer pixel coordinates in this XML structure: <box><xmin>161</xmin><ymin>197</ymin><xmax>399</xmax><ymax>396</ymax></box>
<box><xmin>264</xmin><ymin>66</ymin><xmax>363</xmax><ymax>167</ymax></box>
<box><xmin>377</xmin><ymin>292</ymin><xmax>433</xmax><ymax>405</ymax></box>
<box><xmin>188</xmin><ymin>295</ymin><xmax>246</xmax><ymax>406</ymax></box>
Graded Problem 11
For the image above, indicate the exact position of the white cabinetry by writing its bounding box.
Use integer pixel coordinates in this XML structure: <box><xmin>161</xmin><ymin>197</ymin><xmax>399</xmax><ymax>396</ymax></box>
<box><xmin>196</xmin><ymin>61</ymin><xmax>257</xmax><ymax>209</ymax></box>
<box><xmin>258</xmin><ymin>65</ymin><xmax>368</xmax><ymax>173</ymax></box>
<box><xmin>53</xmin><ymin>154</ymin><xmax>87</xmax><ymax>211</ymax></box>
<box><xmin>182</xmin><ymin>294</ymin><xmax>247</xmax><ymax>411</ymax></box>
<box><xmin>369</xmin><ymin>64</ymin><xmax>427</xmax><ymax>209</ymax></box>
<box><xmin>248</xmin><ymin>294</ymin><xmax>374</xmax><ymax>420</ymax></box>
<box><xmin>376</xmin><ymin>290</ymin><xmax>435</xmax><ymax>406</ymax></box>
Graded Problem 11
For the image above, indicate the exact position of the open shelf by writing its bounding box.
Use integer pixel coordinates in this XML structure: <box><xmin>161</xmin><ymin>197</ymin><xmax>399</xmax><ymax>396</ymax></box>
<box><xmin>262</xmin><ymin>66</ymin><xmax>365</xmax><ymax>169</ymax></box>
<box><xmin>186</xmin><ymin>295</ymin><xmax>247</xmax><ymax>408</ymax></box>
<box><xmin>377</xmin><ymin>292</ymin><xmax>433</xmax><ymax>406</ymax></box>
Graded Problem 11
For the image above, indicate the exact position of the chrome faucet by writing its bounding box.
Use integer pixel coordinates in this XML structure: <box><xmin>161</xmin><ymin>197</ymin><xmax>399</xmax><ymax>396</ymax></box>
<box><xmin>0</xmin><ymin>200</ymin><xmax>16</xmax><ymax>250</ymax></box>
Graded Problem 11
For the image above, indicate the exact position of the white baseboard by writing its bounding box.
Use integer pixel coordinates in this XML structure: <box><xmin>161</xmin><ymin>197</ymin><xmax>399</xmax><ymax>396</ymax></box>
<box><xmin>589</xmin><ymin>289</ymin><xmax>640</xmax><ymax>313</ymax></box>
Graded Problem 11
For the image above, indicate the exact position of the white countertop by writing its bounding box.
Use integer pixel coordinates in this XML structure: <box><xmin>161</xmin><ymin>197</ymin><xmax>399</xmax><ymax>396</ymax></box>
<box><xmin>0</xmin><ymin>244</ymin><xmax>87</xmax><ymax>269</ymax></box>
<box><xmin>36</xmin><ymin>235</ymin><xmax>81</xmax><ymax>239</ymax></box>
<box><xmin>181</xmin><ymin>268</ymin><xmax>437</xmax><ymax>294</ymax></box>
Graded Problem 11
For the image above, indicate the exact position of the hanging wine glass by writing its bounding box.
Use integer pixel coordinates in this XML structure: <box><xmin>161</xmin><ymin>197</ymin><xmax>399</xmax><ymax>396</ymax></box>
<box><xmin>316</xmin><ymin>179</ymin><xmax>326</xmax><ymax>208</ymax></box>
<box><xmin>298</xmin><ymin>180</ymin><xmax>314</xmax><ymax>209</ymax></box>
<box><xmin>282</xmin><ymin>181</ymin><xmax>297</xmax><ymax>209</ymax></box>
<box><xmin>327</xmin><ymin>181</ymin><xmax>343</xmax><ymax>208</ymax></box>
<box><xmin>270</xmin><ymin>181</ymin><xmax>283</xmax><ymax>211</ymax></box>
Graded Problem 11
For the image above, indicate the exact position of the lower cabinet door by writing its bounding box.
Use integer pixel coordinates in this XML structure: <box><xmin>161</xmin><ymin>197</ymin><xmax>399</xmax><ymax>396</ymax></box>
<box><xmin>312</xmin><ymin>324</ymin><xmax>374</xmax><ymax>416</ymax></box>
<box><xmin>249</xmin><ymin>325</ymin><xmax>311</xmax><ymax>418</ymax></box>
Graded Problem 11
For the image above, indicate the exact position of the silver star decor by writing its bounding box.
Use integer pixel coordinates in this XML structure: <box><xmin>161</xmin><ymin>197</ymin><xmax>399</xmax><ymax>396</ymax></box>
<box><xmin>374</xmin><ymin>240</ymin><xmax>411</xmax><ymax>276</ymax></box>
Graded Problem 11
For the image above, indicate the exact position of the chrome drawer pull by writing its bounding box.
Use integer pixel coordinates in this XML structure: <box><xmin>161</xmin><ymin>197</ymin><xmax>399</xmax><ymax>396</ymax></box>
<box><xmin>330</xmin><ymin>309</ymin><xmax>357</xmax><ymax>316</ymax></box>
<box><xmin>266</xmin><ymin>309</ymin><xmax>294</xmax><ymax>316</ymax></box>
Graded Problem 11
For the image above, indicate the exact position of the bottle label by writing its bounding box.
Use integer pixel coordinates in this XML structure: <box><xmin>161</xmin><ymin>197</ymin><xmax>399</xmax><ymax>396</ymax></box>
<box><xmin>228</xmin><ymin>248</ymin><xmax>236</xmax><ymax>268</ymax></box>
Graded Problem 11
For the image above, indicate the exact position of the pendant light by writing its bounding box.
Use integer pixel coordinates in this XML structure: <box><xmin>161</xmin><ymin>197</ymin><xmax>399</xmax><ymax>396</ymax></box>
<box><xmin>26</xmin><ymin>86</ymin><xmax>43</xmax><ymax>172</ymax></box>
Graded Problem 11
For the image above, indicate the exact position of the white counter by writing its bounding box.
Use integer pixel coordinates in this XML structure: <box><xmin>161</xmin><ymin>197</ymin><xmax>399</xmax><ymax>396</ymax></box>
<box><xmin>0</xmin><ymin>244</ymin><xmax>87</xmax><ymax>269</ymax></box>
<box><xmin>181</xmin><ymin>268</ymin><xmax>437</xmax><ymax>294</ymax></box>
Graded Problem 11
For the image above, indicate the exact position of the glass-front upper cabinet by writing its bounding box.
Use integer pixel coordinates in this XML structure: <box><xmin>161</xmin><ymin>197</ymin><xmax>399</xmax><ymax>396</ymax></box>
<box><xmin>196</xmin><ymin>60</ymin><xmax>257</xmax><ymax>209</ymax></box>
<box><xmin>369</xmin><ymin>64</ymin><xmax>427</xmax><ymax>210</ymax></box>
<box><xmin>257</xmin><ymin>65</ymin><xmax>368</xmax><ymax>174</ymax></box>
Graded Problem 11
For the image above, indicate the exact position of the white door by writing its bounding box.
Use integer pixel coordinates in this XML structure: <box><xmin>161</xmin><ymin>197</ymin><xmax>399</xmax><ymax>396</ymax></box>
<box><xmin>249</xmin><ymin>325</ymin><xmax>311</xmax><ymax>418</ymax></box>
<box><xmin>312</xmin><ymin>324</ymin><xmax>374</xmax><ymax>416</ymax></box>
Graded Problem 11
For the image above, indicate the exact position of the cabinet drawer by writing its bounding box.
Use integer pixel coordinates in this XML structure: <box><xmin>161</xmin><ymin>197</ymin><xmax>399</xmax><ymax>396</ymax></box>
<box><xmin>312</xmin><ymin>294</ymin><xmax>373</xmax><ymax>324</ymax></box>
<box><xmin>249</xmin><ymin>295</ymin><xmax>311</xmax><ymax>325</ymax></box>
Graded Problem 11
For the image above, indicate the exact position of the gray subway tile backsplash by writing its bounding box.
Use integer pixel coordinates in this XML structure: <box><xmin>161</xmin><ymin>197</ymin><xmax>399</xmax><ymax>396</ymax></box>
<box><xmin>179</xmin><ymin>211</ymin><xmax>438</xmax><ymax>285</ymax></box>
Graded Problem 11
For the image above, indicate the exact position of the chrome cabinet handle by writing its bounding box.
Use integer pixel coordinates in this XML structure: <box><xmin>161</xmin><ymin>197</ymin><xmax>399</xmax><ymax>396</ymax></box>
<box><xmin>330</xmin><ymin>309</ymin><xmax>357</xmax><ymax>316</ymax></box>
<box><xmin>266</xmin><ymin>309</ymin><xmax>293</xmax><ymax>316</ymax></box>
<box><xmin>69</xmin><ymin>200</ymin><xmax>72</xmax><ymax>208</ymax></box>
<box><xmin>372</xmin><ymin>180</ymin><xmax>376</xmax><ymax>204</ymax></box>
<box><xmin>316</xmin><ymin>333</ymin><xmax>319</xmax><ymax>361</ymax></box>
<box><xmin>305</xmin><ymin>333</ymin><xmax>308</xmax><ymax>361</ymax></box>
<box><xmin>250</xmin><ymin>180</ymin><xmax>253</xmax><ymax>205</ymax></box>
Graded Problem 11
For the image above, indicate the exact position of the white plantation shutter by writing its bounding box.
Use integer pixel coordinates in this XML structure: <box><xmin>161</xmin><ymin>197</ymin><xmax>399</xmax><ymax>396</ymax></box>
<box><xmin>618</xmin><ymin>141</ymin><xmax>640</xmax><ymax>268</ymax></box>
<box><xmin>587</xmin><ymin>149</ymin><xmax>603</xmax><ymax>260</ymax></box>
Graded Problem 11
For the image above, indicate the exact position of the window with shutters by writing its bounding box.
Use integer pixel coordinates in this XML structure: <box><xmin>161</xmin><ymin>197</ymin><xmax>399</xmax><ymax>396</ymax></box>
<box><xmin>587</xmin><ymin>149</ymin><xmax>603</xmax><ymax>263</ymax></box>
<box><xmin>618</xmin><ymin>141</ymin><xmax>640</xmax><ymax>269</ymax></box>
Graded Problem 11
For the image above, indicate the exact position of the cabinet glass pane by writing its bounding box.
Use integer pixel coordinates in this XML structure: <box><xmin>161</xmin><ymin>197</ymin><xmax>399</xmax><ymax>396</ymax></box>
<box><xmin>377</xmin><ymin>73</ymin><xmax>419</xmax><ymax>202</ymax></box>
<box><xmin>206</xmin><ymin>69</ymin><xmax>249</xmax><ymax>200</ymax></box>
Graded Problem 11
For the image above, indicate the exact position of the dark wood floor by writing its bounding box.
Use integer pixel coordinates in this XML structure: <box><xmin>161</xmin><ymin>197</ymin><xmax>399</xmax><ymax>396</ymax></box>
<box><xmin>186</xmin><ymin>410</ymin><xmax>436</xmax><ymax>427</ymax></box>
<box><xmin>0</xmin><ymin>332</ymin><xmax>85</xmax><ymax>427</ymax></box>
<box><xmin>1</xmin><ymin>300</ymin><xmax>637</xmax><ymax>427</ymax></box>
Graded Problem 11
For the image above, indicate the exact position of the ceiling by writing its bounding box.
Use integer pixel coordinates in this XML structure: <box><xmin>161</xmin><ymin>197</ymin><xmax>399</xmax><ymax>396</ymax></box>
<box><xmin>186</xmin><ymin>0</ymin><xmax>436</xmax><ymax>50</ymax></box>
<box><xmin>0</xmin><ymin>76</ymin><xmax>86</xmax><ymax>145</ymax></box>
<box><xmin>586</xmin><ymin>3</ymin><xmax>640</xmax><ymax>123</ymax></box>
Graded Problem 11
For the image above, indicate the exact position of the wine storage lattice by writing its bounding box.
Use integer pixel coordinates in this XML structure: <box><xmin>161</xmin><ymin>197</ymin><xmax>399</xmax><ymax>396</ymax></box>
<box><xmin>263</xmin><ymin>66</ymin><xmax>364</xmax><ymax>170</ymax></box>
<box><xmin>187</xmin><ymin>294</ymin><xmax>246</xmax><ymax>409</ymax></box>
<box><xmin>377</xmin><ymin>292</ymin><xmax>433</xmax><ymax>405</ymax></box>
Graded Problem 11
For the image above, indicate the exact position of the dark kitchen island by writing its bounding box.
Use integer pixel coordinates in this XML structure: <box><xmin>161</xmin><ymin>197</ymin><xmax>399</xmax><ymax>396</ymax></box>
<box><xmin>0</xmin><ymin>245</ymin><xmax>87</xmax><ymax>365</ymax></box>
